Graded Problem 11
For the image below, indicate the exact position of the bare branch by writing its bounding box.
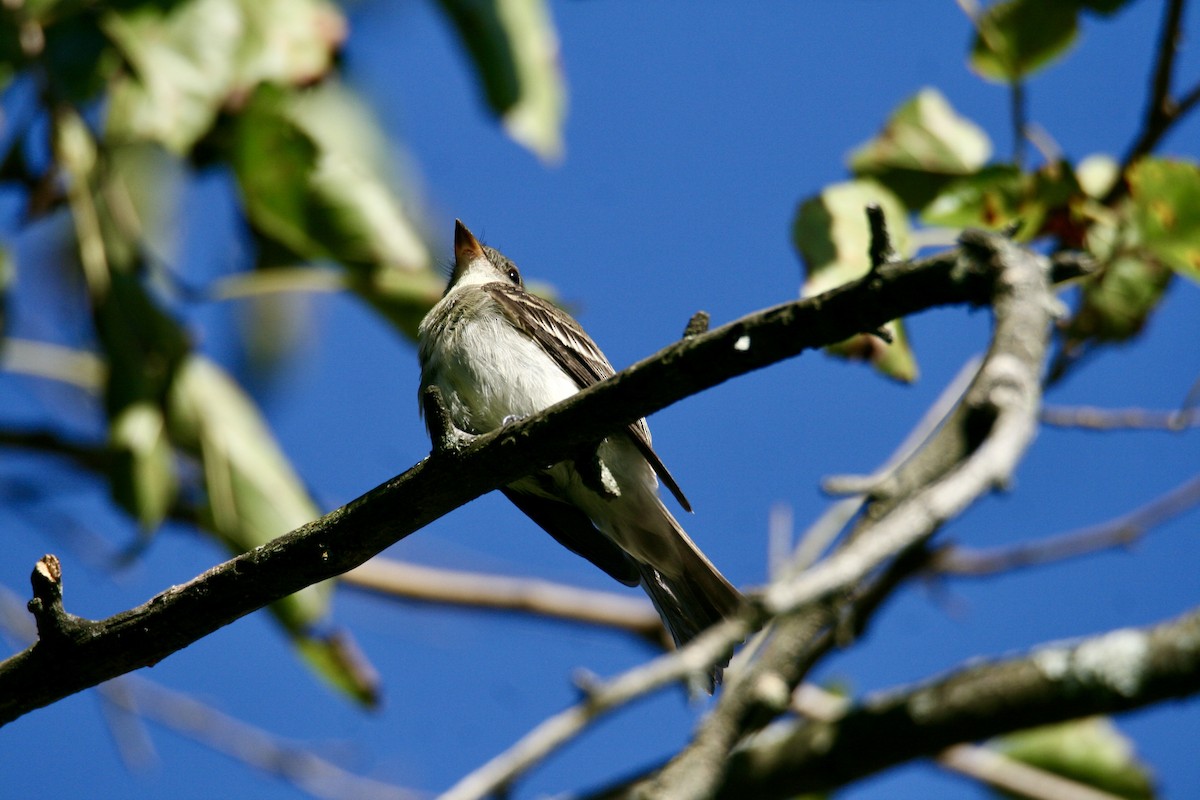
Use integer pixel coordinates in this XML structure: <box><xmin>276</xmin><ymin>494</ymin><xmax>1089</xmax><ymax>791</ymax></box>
<box><xmin>0</xmin><ymin>237</ymin><xmax>1091</xmax><ymax>728</ymax></box>
<box><xmin>342</xmin><ymin>558</ymin><xmax>663</xmax><ymax>642</ymax></box>
<box><xmin>932</xmin><ymin>473</ymin><xmax>1200</xmax><ymax>576</ymax></box>
<box><xmin>711</xmin><ymin>606</ymin><xmax>1200</xmax><ymax>799</ymax></box>
<box><xmin>100</xmin><ymin>676</ymin><xmax>419</xmax><ymax>800</ymax></box>
<box><xmin>938</xmin><ymin>744</ymin><xmax>1127</xmax><ymax>800</ymax></box>
<box><xmin>1041</xmin><ymin>404</ymin><xmax>1199</xmax><ymax>431</ymax></box>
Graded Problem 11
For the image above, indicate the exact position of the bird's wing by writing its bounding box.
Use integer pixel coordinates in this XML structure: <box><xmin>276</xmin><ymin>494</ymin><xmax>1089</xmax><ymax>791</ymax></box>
<box><xmin>485</xmin><ymin>284</ymin><xmax>692</xmax><ymax>512</ymax></box>
<box><xmin>501</xmin><ymin>486</ymin><xmax>640</xmax><ymax>586</ymax></box>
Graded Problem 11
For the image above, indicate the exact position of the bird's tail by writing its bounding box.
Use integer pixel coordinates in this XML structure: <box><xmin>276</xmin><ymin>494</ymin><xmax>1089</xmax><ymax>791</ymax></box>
<box><xmin>636</xmin><ymin>543</ymin><xmax>742</xmax><ymax>691</ymax></box>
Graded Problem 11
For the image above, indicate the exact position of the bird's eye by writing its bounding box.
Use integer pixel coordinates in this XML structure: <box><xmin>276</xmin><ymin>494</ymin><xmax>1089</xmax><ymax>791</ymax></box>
<box><xmin>507</xmin><ymin>267</ymin><xmax>521</xmax><ymax>284</ymax></box>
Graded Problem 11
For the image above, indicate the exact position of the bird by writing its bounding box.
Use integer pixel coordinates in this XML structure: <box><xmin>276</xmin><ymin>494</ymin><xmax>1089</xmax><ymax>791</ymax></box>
<box><xmin>417</xmin><ymin>220</ymin><xmax>742</xmax><ymax>687</ymax></box>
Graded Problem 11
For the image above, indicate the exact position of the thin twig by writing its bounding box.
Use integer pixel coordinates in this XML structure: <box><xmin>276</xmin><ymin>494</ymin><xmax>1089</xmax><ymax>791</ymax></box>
<box><xmin>932</xmin><ymin>473</ymin><xmax>1200</xmax><ymax>576</ymax></box>
<box><xmin>1040</xmin><ymin>405</ymin><xmax>1199</xmax><ymax>431</ymax></box>
<box><xmin>0</xmin><ymin>338</ymin><xmax>106</xmax><ymax>390</ymax></box>
<box><xmin>342</xmin><ymin>558</ymin><xmax>663</xmax><ymax>642</ymax></box>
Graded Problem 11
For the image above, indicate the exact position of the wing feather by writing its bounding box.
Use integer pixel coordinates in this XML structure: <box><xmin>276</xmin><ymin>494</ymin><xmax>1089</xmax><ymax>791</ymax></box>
<box><xmin>485</xmin><ymin>284</ymin><xmax>692</xmax><ymax>512</ymax></box>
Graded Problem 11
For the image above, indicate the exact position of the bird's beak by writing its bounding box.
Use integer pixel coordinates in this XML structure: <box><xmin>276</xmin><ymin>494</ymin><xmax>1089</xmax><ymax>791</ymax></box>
<box><xmin>451</xmin><ymin>219</ymin><xmax>486</xmax><ymax>286</ymax></box>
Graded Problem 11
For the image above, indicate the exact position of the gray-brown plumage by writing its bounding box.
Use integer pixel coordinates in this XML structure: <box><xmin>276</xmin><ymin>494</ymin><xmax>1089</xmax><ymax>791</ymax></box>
<box><xmin>418</xmin><ymin>221</ymin><xmax>741</xmax><ymax>687</ymax></box>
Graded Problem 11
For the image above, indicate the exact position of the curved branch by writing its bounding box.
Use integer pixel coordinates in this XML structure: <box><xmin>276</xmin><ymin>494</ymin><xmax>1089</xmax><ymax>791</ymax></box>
<box><xmin>712</xmin><ymin>606</ymin><xmax>1200</xmax><ymax>799</ymax></box>
<box><xmin>0</xmin><ymin>238</ymin><xmax>1092</xmax><ymax>728</ymax></box>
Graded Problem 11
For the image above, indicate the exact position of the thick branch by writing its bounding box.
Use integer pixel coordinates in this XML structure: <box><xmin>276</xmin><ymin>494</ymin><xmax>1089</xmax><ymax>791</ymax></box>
<box><xmin>0</xmin><ymin>241</ymin><xmax>1090</xmax><ymax>727</ymax></box>
<box><xmin>713</xmin><ymin>606</ymin><xmax>1200</xmax><ymax>799</ymax></box>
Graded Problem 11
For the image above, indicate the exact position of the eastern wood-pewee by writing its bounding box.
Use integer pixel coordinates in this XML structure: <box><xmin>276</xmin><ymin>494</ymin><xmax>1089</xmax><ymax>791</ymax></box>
<box><xmin>418</xmin><ymin>221</ymin><xmax>741</xmax><ymax>685</ymax></box>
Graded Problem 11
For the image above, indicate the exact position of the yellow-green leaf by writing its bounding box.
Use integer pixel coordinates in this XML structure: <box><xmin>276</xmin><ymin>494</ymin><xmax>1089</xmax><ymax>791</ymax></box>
<box><xmin>849</xmin><ymin>88</ymin><xmax>991</xmax><ymax>210</ymax></box>
<box><xmin>167</xmin><ymin>355</ymin><xmax>331</xmax><ymax>638</ymax></box>
<box><xmin>793</xmin><ymin>180</ymin><xmax>918</xmax><ymax>382</ymax></box>
<box><xmin>104</xmin><ymin>0</ymin><xmax>343</xmax><ymax>153</ymax></box>
<box><xmin>109</xmin><ymin>401</ymin><xmax>177</xmax><ymax>531</ymax></box>
<box><xmin>434</xmin><ymin>0</ymin><xmax>566</xmax><ymax>161</ymax></box>
<box><xmin>994</xmin><ymin>717</ymin><xmax>1155</xmax><ymax>800</ymax></box>
<box><xmin>1127</xmin><ymin>158</ymin><xmax>1200</xmax><ymax>283</ymax></box>
<box><xmin>968</xmin><ymin>0</ymin><xmax>1079</xmax><ymax>83</ymax></box>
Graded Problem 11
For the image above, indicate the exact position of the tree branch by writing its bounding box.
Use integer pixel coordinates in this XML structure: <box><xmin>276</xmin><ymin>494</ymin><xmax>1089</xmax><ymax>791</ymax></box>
<box><xmin>440</xmin><ymin>231</ymin><xmax>1059</xmax><ymax>800</ymax></box>
<box><xmin>342</xmin><ymin>558</ymin><xmax>664</xmax><ymax>643</ymax></box>
<box><xmin>712</xmin><ymin>606</ymin><xmax>1200</xmax><ymax>799</ymax></box>
<box><xmin>635</xmin><ymin>231</ymin><xmax>1057</xmax><ymax>800</ymax></box>
<box><xmin>931</xmin><ymin>472</ymin><xmax>1200</xmax><ymax>576</ymax></box>
<box><xmin>0</xmin><ymin>238</ymin><xmax>1092</xmax><ymax>727</ymax></box>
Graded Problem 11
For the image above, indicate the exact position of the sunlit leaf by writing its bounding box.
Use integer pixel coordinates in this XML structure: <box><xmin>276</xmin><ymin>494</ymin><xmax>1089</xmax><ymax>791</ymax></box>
<box><xmin>793</xmin><ymin>180</ymin><xmax>918</xmax><ymax>382</ymax></box>
<box><xmin>923</xmin><ymin>160</ymin><xmax>1081</xmax><ymax>238</ymax></box>
<box><xmin>994</xmin><ymin>717</ymin><xmax>1155</xmax><ymax>800</ymax></box>
<box><xmin>969</xmin><ymin>0</ymin><xmax>1079</xmax><ymax>83</ymax></box>
<box><xmin>104</xmin><ymin>0</ymin><xmax>343</xmax><ymax>153</ymax></box>
<box><xmin>434</xmin><ymin>0</ymin><xmax>566</xmax><ymax>161</ymax></box>
<box><xmin>166</xmin><ymin>355</ymin><xmax>379</xmax><ymax>702</ymax></box>
<box><xmin>228</xmin><ymin>83</ymin><xmax>442</xmax><ymax>338</ymax></box>
<box><xmin>1127</xmin><ymin>158</ymin><xmax>1200</xmax><ymax>283</ymax></box>
<box><xmin>109</xmin><ymin>400</ymin><xmax>177</xmax><ymax>531</ymax></box>
<box><xmin>849</xmin><ymin>88</ymin><xmax>991</xmax><ymax>210</ymax></box>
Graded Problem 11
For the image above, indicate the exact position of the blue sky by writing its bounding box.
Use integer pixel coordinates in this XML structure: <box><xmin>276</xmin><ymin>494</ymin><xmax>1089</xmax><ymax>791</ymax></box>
<box><xmin>2</xmin><ymin>1</ymin><xmax>1199</xmax><ymax>798</ymax></box>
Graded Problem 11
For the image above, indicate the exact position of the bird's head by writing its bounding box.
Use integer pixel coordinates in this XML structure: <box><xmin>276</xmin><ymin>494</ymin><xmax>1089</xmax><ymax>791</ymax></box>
<box><xmin>448</xmin><ymin>220</ymin><xmax>524</xmax><ymax>294</ymax></box>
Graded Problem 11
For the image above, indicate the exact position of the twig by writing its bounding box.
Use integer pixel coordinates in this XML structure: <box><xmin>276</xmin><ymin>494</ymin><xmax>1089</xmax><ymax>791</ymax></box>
<box><xmin>1040</xmin><ymin>405</ymin><xmax>1199</xmax><ymax>431</ymax></box>
<box><xmin>204</xmin><ymin>267</ymin><xmax>348</xmax><ymax>301</ymax></box>
<box><xmin>0</xmin><ymin>338</ymin><xmax>106</xmax><ymax>390</ymax></box>
<box><xmin>1112</xmin><ymin>0</ymin><xmax>1193</xmax><ymax>190</ymax></box>
<box><xmin>938</xmin><ymin>744</ymin><xmax>1125</xmax><ymax>800</ymax></box>
<box><xmin>342</xmin><ymin>558</ymin><xmax>662</xmax><ymax>642</ymax></box>
<box><xmin>100</xmin><ymin>677</ymin><xmax>419</xmax><ymax>800</ymax></box>
<box><xmin>932</xmin><ymin>473</ymin><xmax>1200</xmax><ymax>576</ymax></box>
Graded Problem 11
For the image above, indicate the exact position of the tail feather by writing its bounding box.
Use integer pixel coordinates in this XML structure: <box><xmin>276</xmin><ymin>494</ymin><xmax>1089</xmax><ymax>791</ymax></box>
<box><xmin>637</xmin><ymin>553</ymin><xmax>742</xmax><ymax>692</ymax></box>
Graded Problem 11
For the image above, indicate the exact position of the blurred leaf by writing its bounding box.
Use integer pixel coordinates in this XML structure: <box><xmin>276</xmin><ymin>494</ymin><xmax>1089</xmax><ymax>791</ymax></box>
<box><xmin>923</xmin><ymin>160</ymin><xmax>1081</xmax><ymax>238</ymax></box>
<box><xmin>1067</xmin><ymin>251</ymin><xmax>1171</xmax><ymax>343</ymax></box>
<box><xmin>994</xmin><ymin>717</ymin><xmax>1155</xmax><ymax>800</ymax></box>
<box><xmin>110</xmin><ymin>400</ymin><xmax>177</xmax><ymax>530</ymax></box>
<box><xmin>228</xmin><ymin>83</ymin><xmax>441</xmax><ymax>338</ymax></box>
<box><xmin>104</xmin><ymin>0</ymin><xmax>343</xmax><ymax>153</ymax></box>
<box><xmin>294</xmin><ymin>630</ymin><xmax>380</xmax><ymax>707</ymax></box>
<box><xmin>849</xmin><ymin>88</ymin><xmax>991</xmax><ymax>210</ymax></box>
<box><xmin>166</xmin><ymin>355</ymin><xmax>377</xmax><ymax>702</ymax></box>
<box><xmin>434</xmin><ymin>0</ymin><xmax>566</xmax><ymax>161</ymax></box>
<box><xmin>793</xmin><ymin>180</ymin><xmax>918</xmax><ymax>382</ymax></box>
<box><xmin>1126</xmin><ymin>158</ymin><xmax>1200</xmax><ymax>283</ymax></box>
<box><xmin>42</xmin><ymin>11</ymin><xmax>119</xmax><ymax>102</ymax></box>
<box><xmin>969</xmin><ymin>0</ymin><xmax>1079</xmax><ymax>83</ymax></box>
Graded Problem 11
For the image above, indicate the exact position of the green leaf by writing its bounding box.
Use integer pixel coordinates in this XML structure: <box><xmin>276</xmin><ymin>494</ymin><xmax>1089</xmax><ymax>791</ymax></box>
<box><xmin>923</xmin><ymin>161</ymin><xmax>1082</xmax><ymax>238</ymax></box>
<box><xmin>434</xmin><ymin>0</ymin><xmax>566</xmax><ymax>161</ymax></box>
<box><xmin>849</xmin><ymin>88</ymin><xmax>991</xmax><ymax>210</ymax></box>
<box><xmin>103</xmin><ymin>0</ymin><xmax>343</xmax><ymax>153</ymax></box>
<box><xmin>109</xmin><ymin>400</ymin><xmax>177</xmax><ymax>531</ymax></box>
<box><xmin>969</xmin><ymin>0</ymin><xmax>1080</xmax><ymax>83</ymax></box>
<box><xmin>793</xmin><ymin>180</ymin><xmax>918</xmax><ymax>382</ymax></box>
<box><xmin>1126</xmin><ymin>158</ymin><xmax>1200</xmax><ymax>283</ymax></box>
<box><xmin>994</xmin><ymin>717</ymin><xmax>1155</xmax><ymax>800</ymax></box>
<box><xmin>167</xmin><ymin>355</ymin><xmax>377</xmax><ymax>703</ymax></box>
<box><xmin>228</xmin><ymin>83</ymin><xmax>442</xmax><ymax>338</ymax></box>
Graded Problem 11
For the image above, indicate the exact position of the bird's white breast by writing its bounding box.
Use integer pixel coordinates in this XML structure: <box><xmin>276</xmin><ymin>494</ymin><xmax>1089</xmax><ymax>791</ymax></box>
<box><xmin>419</xmin><ymin>290</ymin><xmax>579</xmax><ymax>434</ymax></box>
